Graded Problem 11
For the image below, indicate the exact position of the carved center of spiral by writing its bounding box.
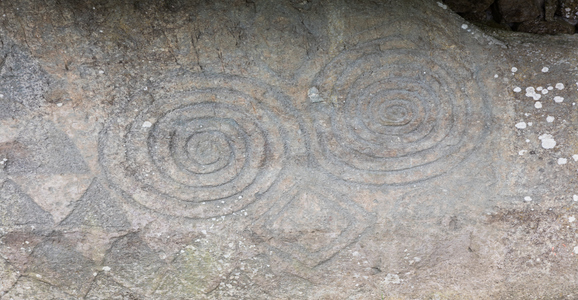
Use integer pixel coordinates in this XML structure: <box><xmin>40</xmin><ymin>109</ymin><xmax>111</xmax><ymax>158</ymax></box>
<box><xmin>186</xmin><ymin>131</ymin><xmax>228</xmax><ymax>166</ymax></box>
<box><xmin>380</xmin><ymin>103</ymin><xmax>411</xmax><ymax>125</ymax></box>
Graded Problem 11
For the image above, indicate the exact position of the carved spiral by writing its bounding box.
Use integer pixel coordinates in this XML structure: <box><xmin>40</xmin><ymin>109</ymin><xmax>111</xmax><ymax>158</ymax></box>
<box><xmin>100</xmin><ymin>74</ymin><xmax>297</xmax><ymax>218</ymax></box>
<box><xmin>309</xmin><ymin>38</ymin><xmax>490</xmax><ymax>185</ymax></box>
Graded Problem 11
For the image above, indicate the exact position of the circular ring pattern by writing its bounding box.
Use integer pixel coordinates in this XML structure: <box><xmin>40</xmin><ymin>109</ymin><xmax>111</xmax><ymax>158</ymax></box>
<box><xmin>309</xmin><ymin>38</ymin><xmax>491</xmax><ymax>185</ymax></box>
<box><xmin>99</xmin><ymin>74</ymin><xmax>298</xmax><ymax>218</ymax></box>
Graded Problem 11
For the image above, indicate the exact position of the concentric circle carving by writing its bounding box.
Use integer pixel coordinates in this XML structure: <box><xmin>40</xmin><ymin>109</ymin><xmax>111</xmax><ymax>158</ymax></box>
<box><xmin>99</xmin><ymin>74</ymin><xmax>297</xmax><ymax>218</ymax></box>
<box><xmin>310</xmin><ymin>38</ymin><xmax>491</xmax><ymax>185</ymax></box>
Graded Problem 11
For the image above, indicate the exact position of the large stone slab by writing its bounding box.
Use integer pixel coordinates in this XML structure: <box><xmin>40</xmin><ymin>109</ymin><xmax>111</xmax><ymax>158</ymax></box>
<box><xmin>0</xmin><ymin>0</ymin><xmax>577</xmax><ymax>299</ymax></box>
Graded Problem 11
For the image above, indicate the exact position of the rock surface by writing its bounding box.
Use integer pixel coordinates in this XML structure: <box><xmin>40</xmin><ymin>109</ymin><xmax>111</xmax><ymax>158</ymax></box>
<box><xmin>496</xmin><ymin>0</ymin><xmax>541</xmax><ymax>22</ymax></box>
<box><xmin>443</xmin><ymin>0</ymin><xmax>495</xmax><ymax>13</ymax></box>
<box><xmin>0</xmin><ymin>0</ymin><xmax>578</xmax><ymax>299</ymax></box>
<box><xmin>518</xmin><ymin>18</ymin><xmax>576</xmax><ymax>34</ymax></box>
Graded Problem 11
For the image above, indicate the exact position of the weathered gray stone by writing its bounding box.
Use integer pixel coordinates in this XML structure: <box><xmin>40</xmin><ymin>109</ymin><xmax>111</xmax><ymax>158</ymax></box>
<box><xmin>497</xmin><ymin>0</ymin><xmax>541</xmax><ymax>22</ymax></box>
<box><xmin>546</xmin><ymin>0</ymin><xmax>559</xmax><ymax>21</ymax></box>
<box><xmin>0</xmin><ymin>0</ymin><xmax>578</xmax><ymax>298</ymax></box>
<box><xmin>558</xmin><ymin>0</ymin><xmax>578</xmax><ymax>19</ymax></box>
<box><xmin>0</xmin><ymin>41</ymin><xmax>49</xmax><ymax>120</ymax></box>
<box><xmin>5</xmin><ymin>118</ymin><xmax>89</xmax><ymax>175</ymax></box>
<box><xmin>0</xmin><ymin>180</ymin><xmax>53</xmax><ymax>228</ymax></box>
<box><xmin>444</xmin><ymin>0</ymin><xmax>495</xmax><ymax>13</ymax></box>
<box><xmin>518</xmin><ymin>18</ymin><xmax>576</xmax><ymax>34</ymax></box>
<box><xmin>27</xmin><ymin>234</ymin><xmax>96</xmax><ymax>296</ymax></box>
<box><xmin>60</xmin><ymin>178</ymin><xmax>130</xmax><ymax>231</ymax></box>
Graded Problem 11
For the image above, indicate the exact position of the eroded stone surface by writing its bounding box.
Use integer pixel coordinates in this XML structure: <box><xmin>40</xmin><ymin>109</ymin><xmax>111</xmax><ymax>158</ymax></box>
<box><xmin>0</xmin><ymin>0</ymin><xmax>577</xmax><ymax>299</ymax></box>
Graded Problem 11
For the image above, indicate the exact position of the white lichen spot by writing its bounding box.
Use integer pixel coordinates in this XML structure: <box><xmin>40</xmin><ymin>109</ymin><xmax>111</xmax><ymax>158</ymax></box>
<box><xmin>518</xmin><ymin>150</ymin><xmax>527</xmax><ymax>156</ymax></box>
<box><xmin>538</xmin><ymin>134</ymin><xmax>556</xmax><ymax>149</ymax></box>
<box><xmin>0</xmin><ymin>94</ymin><xmax>3</xmax><ymax>98</ymax></box>
<box><xmin>541</xmin><ymin>89</ymin><xmax>548</xmax><ymax>95</ymax></box>
<box><xmin>558</xmin><ymin>158</ymin><xmax>568</xmax><ymax>165</ymax></box>
<box><xmin>437</xmin><ymin>1</ymin><xmax>448</xmax><ymax>9</ymax></box>
<box><xmin>547</xmin><ymin>86</ymin><xmax>553</xmax><ymax>90</ymax></box>
<box><xmin>98</xmin><ymin>70</ymin><xmax>104</xmax><ymax>74</ymax></box>
<box><xmin>536</xmin><ymin>86</ymin><xmax>543</xmax><ymax>91</ymax></box>
<box><xmin>511</xmin><ymin>67</ymin><xmax>518</xmax><ymax>72</ymax></box>
<box><xmin>525</xmin><ymin>87</ymin><xmax>542</xmax><ymax>100</ymax></box>
<box><xmin>574</xmin><ymin>195</ymin><xmax>578</xmax><ymax>201</ymax></box>
<box><xmin>515</xmin><ymin>122</ymin><xmax>527</xmax><ymax>129</ymax></box>
<box><xmin>535</xmin><ymin>101</ymin><xmax>542</xmax><ymax>108</ymax></box>
<box><xmin>494</xmin><ymin>74</ymin><xmax>499</xmax><ymax>78</ymax></box>
<box><xmin>546</xmin><ymin>116</ymin><xmax>555</xmax><ymax>122</ymax></box>
<box><xmin>308</xmin><ymin>87</ymin><xmax>323</xmax><ymax>103</ymax></box>
<box><xmin>461</xmin><ymin>24</ymin><xmax>468</xmax><ymax>30</ymax></box>
<box><xmin>556</xmin><ymin>83</ymin><xmax>565</xmax><ymax>90</ymax></box>
<box><xmin>384</xmin><ymin>273</ymin><xmax>401</xmax><ymax>284</ymax></box>
<box><xmin>56</xmin><ymin>103</ymin><xmax>63</xmax><ymax>107</ymax></box>
<box><xmin>103</xmin><ymin>266</ymin><xmax>111</xmax><ymax>272</ymax></box>
<box><xmin>142</xmin><ymin>121</ymin><xmax>152</xmax><ymax>128</ymax></box>
<box><xmin>524</xmin><ymin>196</ymin><xmax>532</xmax><ymax>202</ymax></box>
<box><xmin>541</xmin><ymin>67</ymin><xmax>549</xmax><ymax>72</ymax></box>
<box><xmin>554</xmin><ymin>96</ymin><xmax>564</xmax><ymax>103</ymax></box>
<box><xmin>570</xmin><ymin>216</ymin><xmax>576</xmax><ymax>223</ymax></box>
<box><xmin>513</xmin><ymin>87</ymin><xmax>521</xmax><ymax>93</ymax></box>
<box><xmin>573</xmin><ymin>154</ymin><xmax>578</xmax><ymax>161</ymax></box>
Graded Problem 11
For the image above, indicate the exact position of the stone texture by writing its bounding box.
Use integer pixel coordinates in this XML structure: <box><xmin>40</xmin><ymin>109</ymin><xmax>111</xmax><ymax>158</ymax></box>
<box><xmin>0</xmin><ymin>179</ymin><xmax>53</xmax><ymax>228</ymax></box>
<box><xmin>4</xmin><ymin>118</ymin><xmax>89</xmax><ymax>175</ymax></box>
<box><xmin>443</xmin><ymin>0</ymin><xmax>495</xmax><ymax>13</ymax></box>
<box><xmin>497</xmin><ymin>0</ymin><xmax>541</xmax><ymax>22</ymax></box>
<box><xmin>59</xmin><ymin>178</ymin><xmax>130</xmax><ymax>231</ymax></box>
<box><xmin>0</xmin><ymin>0</ymin><xmax>578</xmax><ymax>299</ymax></box>
<box><xmin>518</xmin><ymin>19</ymin><xmax>576</xmax><ymax>34</ymax></box>
<box><xmin>558</xmin><ymin>0</ymin><xmax>578</xmax><ymax>19</ymax></box>
<box><xmin>546</xmin><ymin>0</ymin><xmax>559</xmax><ymax>21</ymax></box>
<box><xmin>0</xmin><ymin>41</ymin><xmax>48</xmax><ymax>120</ymax></box>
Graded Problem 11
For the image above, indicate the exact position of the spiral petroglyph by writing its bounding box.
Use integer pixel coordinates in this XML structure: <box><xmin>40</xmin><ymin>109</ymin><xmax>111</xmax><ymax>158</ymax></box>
<box><xmin>99</xmin><ymin>74</ymin><xmax>299</xmax><ymax>219</ymax></box>
<box><xmin>309</xmin><ymin>37</ymin><xmax>491</xmax><ymax>185</ymax></box>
